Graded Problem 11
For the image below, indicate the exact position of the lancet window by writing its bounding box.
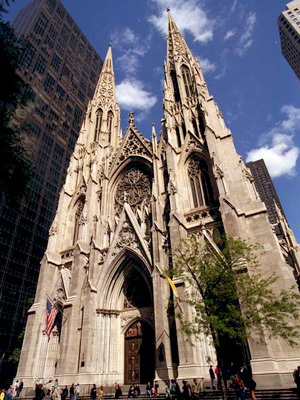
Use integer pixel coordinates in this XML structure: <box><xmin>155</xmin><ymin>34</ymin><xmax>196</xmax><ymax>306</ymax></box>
<box><xmin>94</xmin><ymin>108</ymin><xmax>103</xmax><ymax>142</ymax></box>
<box><xmin>182</xmin><ymin>123</ymin><xmax>187</xmax><ymax>138</ymax></box>
<box><xmin>198</xmin><ymin>107</ymin><xmax>206</xmax><ymax>137</ymax></box>
<box><xmin>188</xmin><ymin>157</ymin><xmax>214</xmax><ymax>208</ymax></box>
<box><xmin>175</xmin><ymin>126</ymin><xmax>182</xmax><ymax>148</ymax></box>
<box><xmin>181</xmin><ymin>65</ymin><xmax>194</xmax><ymax>98</ymax></box>
<box><xmin>170</xmin><ymin>70</ymin><xmax>181</xmax><ymax>103</ymax></box>
<box><xmin>107</xmin><ymin>111</ymin><xmax>113</xmax><ymax>142</ymax></box>
<box><xmin>73</xmin><ymin>196</ymin><xmax>85</xmax><ymax>244</ymax></box>
<box><xmin>192</xmin><ymin>119</ymin><xmax>200</xmax><ymax>138</ymax></box>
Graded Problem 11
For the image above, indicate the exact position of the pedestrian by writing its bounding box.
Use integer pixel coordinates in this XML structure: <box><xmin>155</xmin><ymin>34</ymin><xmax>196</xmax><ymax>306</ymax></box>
<box><xmin>234</xmin><ymin>376</ymin><xmax>245</xmax><ymax>400</ymax></box>
<box><xmin>61</xmin><ymin>386</ymin><xmax>68</xmax><ymax>400</ymax></box>
<box><xmin>75</xmin><ymin>384</ymin><xmax>81</xmax><ymax>400</ymax></box>
<box><xmin>165</xmin><ymin>381</ymin><xmax>171</xmax><ymax>399</ymax></box>
<box><xmin>215</xmin><ymin>365</ymin><xmax>221</xmax><ymax>390</ymax></box>
<box><xmin>128</xmin><ymin>385</ymin><xmax>135</xmax><ymax>398</ymax></box>
<box><xmin>170</xmin><ymin>379</ymin><xmax>177</xmax><ymax>400</ymax></box>
<box><xmin>91</xmin><ymin>384</ymin><xmax>97</xmax><ymax>400</ymax></box>
<box><xmin>5</xmin><ymin>388</ymin><xmax>13</xmax><ymax>400</ymax></box>
<box><xmin>114</xmin><ymin>384</ymin><xmax>122</xmax><ymax>399</ymax></box>
<box><xmin>54</xmin><ymin>380</ymin><xmax>59</xmax><ymax>390</ymax></box>
<box><xmin>16</xmin><ymin>381</ymin><xmax>23</xmax><ymax>398</ymax></box>
<box><xmin>191</xmin><ymin>379</ymin><xmax>199</xmax><ymax>400</ymax></box>
<box><xmin>133</xmin><ymin>385</ymin><xmax>139</xmax><ymax>397</ymax></box>
<box><xmin>70</xmin><ymin>384</ymin><xmax>75</xmax><ymax>400</ymax></box>
<box><xmin>146</xmin><ymin>382</ymin><xmax>152</xmax><ymax>398</ymax></box>
<box><xmin>98</xmin><ymin>386</ymin><xmax>104</xmax><ymax>400</ymax></box>
<box><xmin>209</xmin><ymin>366</ymin><xmax>215</xmax><ymax>390</ymax></box>
<box><xmin>182</xmin><ymin>381</ymin><xmax>191</xmax><ymax>400</ymax></box>
<box><xmin>293</xmin><ymin>366</ymin><xmax>300</xmax><ymax>393</ymax></box>
<box><xmin>247</xmin><ymin>377</ymin><xmax>257</xmax><ymax>400</ymax></box>
<box><xmin>154</xmin><ymin>381</ymin><xmax>159</xmax><ymax>397</ymax></box>
<box><xmin>50</xmin><ymin>386</ymin><xmax>59</xmax><ymax>400</ymax></box>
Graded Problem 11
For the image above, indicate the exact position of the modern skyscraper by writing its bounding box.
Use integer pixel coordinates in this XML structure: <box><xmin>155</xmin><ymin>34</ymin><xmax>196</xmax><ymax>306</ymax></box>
<box><xmin>0</xmin><ymin>0</ymin><xmax>102</xmax><ymax>384</ymax></box>
<box><xmin>246</xmin><ymin>159</ymin><xmax>285</xmax><ymax>225</ymax></box>
<box><xmin>278</xmin><ymin>0</ymin><xmax>300</xmax><ymax>79</ymax></box>
<box><xmin>16</xmin><ymin>10</ymin><xmax>300</xmax><ymax>391</ymax></box>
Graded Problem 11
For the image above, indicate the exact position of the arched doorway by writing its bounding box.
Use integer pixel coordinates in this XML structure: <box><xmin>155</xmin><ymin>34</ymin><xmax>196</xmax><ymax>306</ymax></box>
<box><xmin>124</xmin><ymin>320</ymin><xmax>155</xmax><ymax>384</ymax></box>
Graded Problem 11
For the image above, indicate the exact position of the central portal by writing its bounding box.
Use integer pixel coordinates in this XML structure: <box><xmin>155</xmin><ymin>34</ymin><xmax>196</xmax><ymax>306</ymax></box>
<box><xmin>124</xmin><ymin>320</ymin><xmax>154</xmax><ymax>384</ymax></box>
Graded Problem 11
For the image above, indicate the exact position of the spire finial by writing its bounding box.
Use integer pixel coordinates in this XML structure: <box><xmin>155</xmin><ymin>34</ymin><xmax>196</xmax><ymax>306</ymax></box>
<box><xmin>128</xmin><ymin>111</ymin><xmax>135</xmax><ymax>125</ymax></box>
<box><xmin>167</xmin><ymin>6</ymin><xmax>170</xmax><ymax>12</ymax></box>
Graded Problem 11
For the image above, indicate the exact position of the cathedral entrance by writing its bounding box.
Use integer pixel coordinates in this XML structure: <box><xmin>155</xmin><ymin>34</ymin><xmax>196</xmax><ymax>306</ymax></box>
<box><xmin>124</xmin><ymin>320</ymin><xmax>155</xmax><ymax>384</ymax></box>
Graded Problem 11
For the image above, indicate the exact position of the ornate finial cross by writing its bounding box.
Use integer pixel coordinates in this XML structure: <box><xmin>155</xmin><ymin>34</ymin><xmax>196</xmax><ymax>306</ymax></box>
<box><xmin>167</xmin><ymin>7</ymin><xmax>170</xmax><ymax>12</ymax></box>
<box><xmin>128</xmin><ymin>111</ymin><xmax>135</xmax><ymax>125</ymax></box>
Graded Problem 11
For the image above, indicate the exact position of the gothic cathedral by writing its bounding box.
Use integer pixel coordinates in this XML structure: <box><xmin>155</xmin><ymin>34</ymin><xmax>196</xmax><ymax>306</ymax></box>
<box><xmin>17</xmin><ymin>11</ymin><xmax>300</xmax><ymax>389</ymax></box>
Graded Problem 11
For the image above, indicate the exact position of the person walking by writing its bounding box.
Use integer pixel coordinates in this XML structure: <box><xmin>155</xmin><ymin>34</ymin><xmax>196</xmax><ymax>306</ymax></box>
<box><xmin>293</xmin><ymin>366</ymin><xmax>300</xmax><ymax>393</ymax></box>
<box><xmin>165</xmin><ymin>381</ymin><xmax>171</xmax><ymax>399</ymax></box>
<box><xmin>114</xmin><ymin>384</ymin><xmax>122</xmax><ymax>399</ymax></box>
<box><xmin>209</xmin><ymin>366</ymin><xmax>215</xmax><ymax>390</ymax></box>
<box><xmin>91</xmin><ymin>384</ymin><xmax>97</xmax><ymax>400</ymax></box>
<box><xmin>182</xmin><ymin>381</ymin><xmax>191</xmax><ymax>400</ymax></box>
<box><xmin>70</xmin><ymin>384</ymin><xmax>75</xmax><ymax>400</ymax></box>
<box><xmin>247</xmin><ymin>377</ymin><xmax>257</xmax><ymax>400</ymax></box>
<box><xmin>50</xmin><ymin>386</ymin><xmax>59</xmax><ymax>400</ymax></box>
<box><xmin>61</xmin><ymin>386</ymin><xmax>68</xmax><ymax>400</ymax></box>
<box><xmin>16</xmin><ymin>381</ymin><xmax>23</xmax><ymax>398</ymax></box>
<box><xmin>98</xmin><ymin>386</ymin><xmax>104</xmax><ymax>400</ymax></box>
<box><xmin>75</xmin><ymin>384</ymin><xmax>81</xmax><ymax>400</ymax></box>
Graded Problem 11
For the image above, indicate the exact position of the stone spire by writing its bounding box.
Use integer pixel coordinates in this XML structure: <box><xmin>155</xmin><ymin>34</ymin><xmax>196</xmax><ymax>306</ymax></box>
<box><xmin>91</xmin><ymin>44</ymin><xmax>120</xmax><ymax>148</ymax></box>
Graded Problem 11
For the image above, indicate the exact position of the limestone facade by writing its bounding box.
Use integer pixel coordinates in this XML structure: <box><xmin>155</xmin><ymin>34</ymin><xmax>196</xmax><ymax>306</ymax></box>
<box><xmin>16</xmin><ymin>11</ymin><xmax>300</xmax><ymax>389</ymax></box>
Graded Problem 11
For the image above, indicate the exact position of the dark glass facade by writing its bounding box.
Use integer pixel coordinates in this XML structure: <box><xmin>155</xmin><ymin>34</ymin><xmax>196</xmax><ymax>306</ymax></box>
<box><xmin>0</xmin><ymin>0</ymin><xmax>102</xmax><ymax>384</ymax></box>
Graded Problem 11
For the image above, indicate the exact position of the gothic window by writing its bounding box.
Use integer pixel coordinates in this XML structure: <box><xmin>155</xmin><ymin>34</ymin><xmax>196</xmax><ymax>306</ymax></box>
<box><xmin>94</xmin><ymin>108</ymin><xmax>102</xmax><ymax>142</ymax></box>
<box><xmin>181</xmin><ymin>65</ymin><xmax>194</xmax><ymax>98</ymax></box>
<box><xmin>192</xmin><ymin>119</ymin><xmax>200</xmax><ymax>138</ymax></box>
<box><xmin>175</xmin><ymin>126</ymin><xmax>182</xmax><ymax>148</ymax></box>
<box><xmin>182</xmin><ymin>123</ymin><xmax>187</xmax><ymax>138</ymax></box>
<box><xmin>73</xmin><ymin>196</ymin><xmax>85</xmax><ymax>244</ymax></box>
<box><xmin>170</xmin><ymin>70</ymin><xmax>181</xmax><ymax>102</ymax></box>
<box><xmin>188</xmin><ymin>158</ymin><xmax>214</xmax><ymax>208</ymax></box>
<box><xmin>198</xmin><ymin>107</ymin><xmax>206</xmax><ymax>137</ymax></box>
<box><xmin>115</xmin><ymin>168</ymin><xmax>151</xmax><ymax>216</ymax></box>
<box><xmin>107</xmin><ymin>111</ymin><xmax>113</xmax><ymax>142</ymax></box>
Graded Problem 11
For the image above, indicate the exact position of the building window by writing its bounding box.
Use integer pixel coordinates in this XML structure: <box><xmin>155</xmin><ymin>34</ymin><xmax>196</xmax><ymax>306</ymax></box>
<box><xmin>73</xmin><ymin>197</ymin><xmax>85</xmax><ymax>245</ymax></box>
<box><xmin>107</xmin><ymin>111</ymin><xmax>113</xmax><ymax>142</ymax></box>
<box><xmin>34</xmin><ymin>55</ymin><xmax>46</xmax><ymax>74</ymax></box>
<box><xmin>188</xmin><ymin>157</ymin><xmax>214</xmax><ymax>208</ymax></box>
<box><xmin>51</xmin><ymin>53</ymin><xmax>61</xmax><ymax>72</ymax></box>
<box><xmin>181</xmin><ymin>65</ymin><xmax>194</xmax><ymax>98</ymax></box>
<box><xmin>94</xmin><ymin>108</ymin><xmax>103</xmax><ymax>141</ymax></box>
<box><xmin>170</xmin><ymin>70</ymin><xmax>181</xmax><ymax>102</ymax></box>
<box><xmin>175</xmin><ymin>126</ymin><xmax>181</xmax><ymax>147</ymax></box>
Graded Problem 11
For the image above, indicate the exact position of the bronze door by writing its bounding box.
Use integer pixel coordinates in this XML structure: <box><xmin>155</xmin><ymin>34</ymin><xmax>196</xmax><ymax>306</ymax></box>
<box><xmin>124</xmin><ymin>320</ymin><xmax>155</xmax><ymax>384</ymax></box>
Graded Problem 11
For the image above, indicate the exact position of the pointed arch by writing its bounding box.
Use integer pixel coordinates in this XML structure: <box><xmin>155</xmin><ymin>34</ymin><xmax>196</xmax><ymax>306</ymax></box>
<box><xmin>73</xmin><ymin>196</ymin><xmax>85</xmax><ymax>244</ymax></box>
<box><xmin>181</xmin><ymin>64</ymin><xmax>194</xmax><ymax>98</ymax></box>
<box><xmin>187</xmin><ymin>156</ymin><xmax>214</xmax><ymax>208</ymax></box>
<box><xmin>107</xmin><ymin>110</ymin><xmax>114</xmax><ymax>142</ymax></box>
<box><xmin>94</xmin><ymin>108</ymin><xmax>103</xmax><ymax>142</ymax></box>
<box><xmin>170</xmin><ymin>69</ymin><xmax>181</xmax><ymax>102</ymax></box>
<box><xmin>98</xmin><ymin>247</ymin><xmax>153</xmax><ymax>310</ymax></box>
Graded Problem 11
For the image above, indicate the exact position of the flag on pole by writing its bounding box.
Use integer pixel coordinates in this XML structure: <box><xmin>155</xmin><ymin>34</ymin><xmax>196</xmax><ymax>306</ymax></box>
<box><xmin>164</xmin><ymin>273</ymin><xmax>180</xmax><ymax>301</ymax></box>
<box><xmin>46</xmin><ymin>298</ymin><xmax>58</xmax><ymax>337</ymax></box>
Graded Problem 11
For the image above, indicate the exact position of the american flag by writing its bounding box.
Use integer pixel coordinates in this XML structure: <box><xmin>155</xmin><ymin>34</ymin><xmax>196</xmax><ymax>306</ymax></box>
<box><xmin>46</xmin><ymin>298</ymin><xmax>58</xmax><ymax>337</ymax></box>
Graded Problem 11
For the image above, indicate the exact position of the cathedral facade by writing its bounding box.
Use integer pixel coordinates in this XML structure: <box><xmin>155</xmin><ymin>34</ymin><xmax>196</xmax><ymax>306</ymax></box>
<box><xmin>17</xmin><ymin>11</ymin><xmax>300</xmax><ymax>389</ymax></box>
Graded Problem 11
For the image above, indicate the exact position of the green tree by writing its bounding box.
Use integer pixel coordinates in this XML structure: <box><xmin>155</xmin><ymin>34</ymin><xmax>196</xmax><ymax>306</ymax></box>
<box><xmin>0</xmin><ymin>4</ymin><xmax>33</xmax><ymax>204</ymax></box>
<box><xmin>171</xmin><ymin>235</ymin><xmax>300</xmax><ymax>399</ymax></box>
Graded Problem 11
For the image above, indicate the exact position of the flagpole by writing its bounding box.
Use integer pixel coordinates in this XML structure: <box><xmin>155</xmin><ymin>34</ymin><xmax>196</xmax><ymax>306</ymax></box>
<box><xmin>46</xmin><ymin>294</ymin><xmax>68</xmax><ymax>324</ymax></box>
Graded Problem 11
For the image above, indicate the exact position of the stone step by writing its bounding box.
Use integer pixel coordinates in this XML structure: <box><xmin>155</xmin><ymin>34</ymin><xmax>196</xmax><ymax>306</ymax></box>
<box><xmin>18</xmin><ymin>388</ymin><xmax>300</xmax><ymax>400</ymax></box>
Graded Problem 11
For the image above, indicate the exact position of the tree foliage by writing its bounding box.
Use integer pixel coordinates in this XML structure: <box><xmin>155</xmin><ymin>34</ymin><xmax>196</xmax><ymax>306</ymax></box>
<box><xmin>172</xmin><ymin>235</ymin><xmax>300</xmax><ymax>349</ymax></box>
<box><xmin>0</xmin><ymin>7</ymin><xmax>33</xmax><ymax>203</ymax></box>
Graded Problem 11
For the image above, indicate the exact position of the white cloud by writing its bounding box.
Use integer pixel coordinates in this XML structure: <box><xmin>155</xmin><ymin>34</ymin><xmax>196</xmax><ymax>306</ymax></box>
<box><xmin>197</xmin><ymin>57</ymin><xmax>216</xmax><ymax>74</ymax></box>
<box><xmin>149</xmin><ymin>0</ymin><xmax>213</xmax><ymax>43</ymax></box>
<box><xmin>111</xmin><ymin>28</ymin><xmax>151</xmax><ymax>76</ymax></box>
<box><xmin>224</xmin><ymin>29</ymin><xmax>236</xmax><ymax>41</ymax></box>
<box><xmin>231</xmin><ymin>0</ymin><xmax>238</xmax><ymax>13</ymax></box>
<box><xmin>116</xmin><ymin>53</ymin><xmax>140</xmax><ymax>75</ymax></box>
<box><xmin>236</xmin><ymin>12</ymin><xmax>257</xmax><ymax>56</ymax></box>
<box><xmin>246</xmin><ymin>106</ymin><xmax>300</xmax><ymax>178</ymax></box>
<box><xmin>116</xmin><ymin>78</ymin><xmax>157</xmax><ymax>111</ymax></box>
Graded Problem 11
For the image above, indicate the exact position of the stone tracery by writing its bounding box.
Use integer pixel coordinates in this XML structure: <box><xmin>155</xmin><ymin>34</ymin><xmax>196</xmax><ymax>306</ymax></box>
<box><xmin>115</xmin><ymin>168</ymin><xmax>151</xmax><ymax>216</ymax></box>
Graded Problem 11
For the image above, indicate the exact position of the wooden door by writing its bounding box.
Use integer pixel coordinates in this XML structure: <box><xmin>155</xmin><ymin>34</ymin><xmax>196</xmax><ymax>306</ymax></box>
<box><xmin>125</xmin><ymin>321</ymin><xmax>142</xmax><ymax>384</ymax></box>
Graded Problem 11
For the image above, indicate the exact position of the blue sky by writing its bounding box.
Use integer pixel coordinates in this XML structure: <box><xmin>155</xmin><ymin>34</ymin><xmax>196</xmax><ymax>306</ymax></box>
<box><xmin>6</xmin><ymin>0</ymin><xmax>300</xmax><ymax>241</ymax></box>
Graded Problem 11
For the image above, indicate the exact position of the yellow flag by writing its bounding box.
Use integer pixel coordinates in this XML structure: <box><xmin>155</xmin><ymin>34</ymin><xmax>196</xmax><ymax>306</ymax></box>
<box><xmin>164</xmin><ymin>273</ymin><xmax>180</xmax><ymax>300</ymax></box>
